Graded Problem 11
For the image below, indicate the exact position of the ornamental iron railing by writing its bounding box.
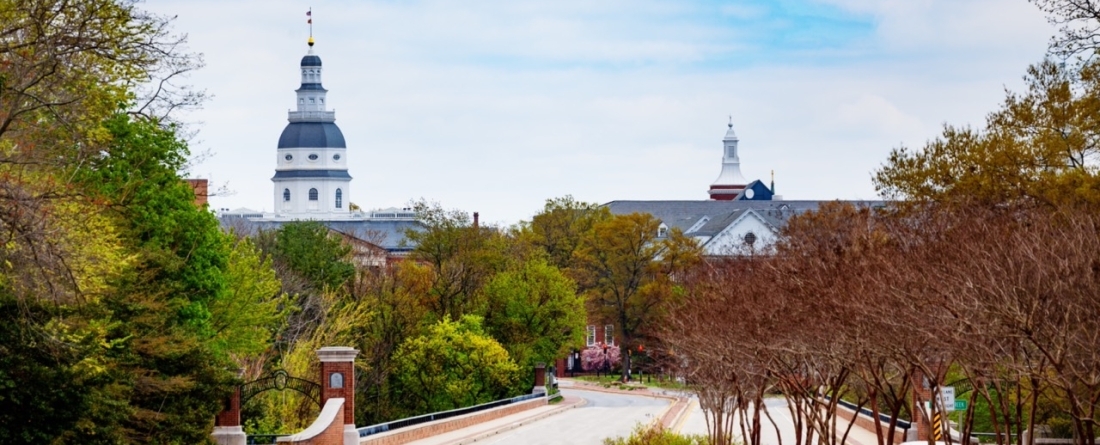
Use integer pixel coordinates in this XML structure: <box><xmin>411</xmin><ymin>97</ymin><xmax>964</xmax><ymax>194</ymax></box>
<box><xmin>240</xmin><ymin>369</ymin><xmax>322</xmax><ymax>407</ymax></box>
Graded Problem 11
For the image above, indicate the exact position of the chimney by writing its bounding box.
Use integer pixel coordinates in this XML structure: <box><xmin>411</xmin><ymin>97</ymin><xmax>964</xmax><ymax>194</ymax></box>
<box><xmin>473</xmin><ymin>212</ymin><xmax>479</xmax><ymax>231</ymax></box>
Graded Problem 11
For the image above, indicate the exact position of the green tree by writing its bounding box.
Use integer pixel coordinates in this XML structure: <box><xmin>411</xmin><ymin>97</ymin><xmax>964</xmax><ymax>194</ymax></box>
<box><xmin>482</xmin><ymin>257</ymin><xmax>586</xmax><ymax>388</ymax></box>
<box><xmin>404</xmin><ymin>201</ymin><xmax>512</xmax><ymax>320</ymax></box>
<box><xmin>272</xmin><ymin>221</ymin><xmax>355</xmax><ymax>292</ymax></box>
<box><xmin>574</xmin><ymin>213</ymin><xmax>702</xmax><ymax>381</ymax></box>
<box><xmin>392</xmin><ymin>316</ymin><xmax>519</xmax><ymax>414</ymax></box>
<box><xmin>521</xmin><ymin>196</ymin><xmax>610</xmax><ymax>274</ymax></box>
<box><xmin>210</xmin><ymin>236</ymin><xmax>287</xmax><ymax>361</ymax></box>
<box><xmin>874</xmin><ymin>59</ymin><xmax>1100</xmax><ymax>207</ymax></box>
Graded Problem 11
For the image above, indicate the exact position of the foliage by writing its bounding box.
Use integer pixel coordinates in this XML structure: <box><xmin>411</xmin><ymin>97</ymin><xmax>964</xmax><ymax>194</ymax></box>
<box><xmin>603</xmin><ymin>425</ymin><xmax>713</xmax><ymax>445</ymax></box>
<box><xmin>521</xmin><ymin>195</ymin><xmax>611</xmax><ymax>274</ymax></box>
<box><xmin>392</xmin><ymin>316</ymin><xmax>519</xmax><ymax>414</ymax></box>
<box><xmin>482</xmin><ymin>257</ymin><xmax>586</xmax><ymax>386</ymax></box>
<box><xmin>581</xmin><ymin>343</ymin><xmax>622</xmax><ymax>372</ymax></box>
<box><xmin>874</xmin><ymin>59</ymin><xmax>1100</xmax><ymax>207</ymax></box>
<box><xmin>210</xmin><ymin>235</ymin><xmax>287</xmax><ymax>361</ymax></box>
<box><xmin>272</xmin><ymin>221</ymin><xmax>355</xmax><ymax>292</ymax></box>
<box><xmin>574</xmin><ymin>212</ymin><xmax>702</xmax><ymax>381</ymax></box>
<box><xmin>405</xmin><ymin>200</ymin><xmax>513</xmax><ymax>320</ymax></box>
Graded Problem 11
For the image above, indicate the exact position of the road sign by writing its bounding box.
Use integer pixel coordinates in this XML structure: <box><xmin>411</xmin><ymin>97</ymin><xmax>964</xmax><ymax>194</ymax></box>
<box><xmin>955</xmin><ymin>400</ymin><xmax>968</xmax><ymax>411</ymax></box>
<box><xmin>939</xmin><ymin>386</ymin><xmax>956</xmax><ymax>412</ymax></box>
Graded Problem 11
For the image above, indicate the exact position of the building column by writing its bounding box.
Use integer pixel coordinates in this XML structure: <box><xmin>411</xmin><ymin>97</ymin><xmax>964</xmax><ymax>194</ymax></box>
<box><xmin>318</xmin><ymin>346</ymin><xmax>359</xmax><ymax>445</ymax></box>
<box><xmin>211</xmin><ymin>369</ymin><xmax>246</xmax><ymax>445</ymax></box>
<box><xmin>532</xmin><ymin>363</ymin><xmax>547</xmax><ymax>395</ymax></box>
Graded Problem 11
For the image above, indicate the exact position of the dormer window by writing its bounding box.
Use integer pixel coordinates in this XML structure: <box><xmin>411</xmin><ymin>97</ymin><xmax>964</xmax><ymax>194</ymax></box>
<box><xmin>657</xmin><ymin>224</ymin><xmax>669</xmax><ymax>238</ymax></box>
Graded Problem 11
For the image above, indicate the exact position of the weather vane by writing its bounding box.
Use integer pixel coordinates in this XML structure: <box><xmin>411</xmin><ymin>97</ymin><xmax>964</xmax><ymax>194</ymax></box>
<box><xmin>306</xmin><ymin>8</ymin><xmax>314</xmax><ymax>46</ymax></box>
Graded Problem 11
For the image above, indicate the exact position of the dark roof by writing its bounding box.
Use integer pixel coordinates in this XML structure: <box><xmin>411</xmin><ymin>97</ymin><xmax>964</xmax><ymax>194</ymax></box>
<box><xmin>219</xmin><ymin>217</ymin><xmax>422</xmax><ymax>252</ymax></box>
<box><xmin>297</xmin><ymin>83</ymin><xmax>326</xmax><ymax>91</ymax></box>
<box><xmin>605</xmin><ymin>200</ymin><xmax>879</xmax><ymax>237</ymax></box>
<box><xmin>278</xmin><ymin>122</ymin><xmax>346</xmax><ymax>148</ymax></box>
<box><xmin>272</xmin><ymin>169</ymin><xmax>352</xmax><ymax>180</ymax></box>
<box><xmin>301</xmin><ymin>54</ymin><xmax>322</xmax><ymax>67</ymax></box>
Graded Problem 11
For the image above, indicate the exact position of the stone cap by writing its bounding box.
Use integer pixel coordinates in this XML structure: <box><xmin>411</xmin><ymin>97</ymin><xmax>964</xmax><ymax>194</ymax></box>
<box><xmin>317</xmin><ymin>346</ymin><xmax>359</xmax><ymax>362</ymax></box>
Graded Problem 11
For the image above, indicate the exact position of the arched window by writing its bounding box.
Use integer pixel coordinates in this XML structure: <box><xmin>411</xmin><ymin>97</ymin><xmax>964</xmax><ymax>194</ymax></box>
<box><xmin>335</xmin><ymin>189</ymin><xmax>342</xmax><ymax>208</ymax></box>
<box><xmin>283</xmin><ymin>189</ymin><xmax>290</xmax><ymax>202</ymax></box>
<box><xmin>309</xmin><ymin>188</ymin><xmax>318</xmax><ymax>201</ymax></box>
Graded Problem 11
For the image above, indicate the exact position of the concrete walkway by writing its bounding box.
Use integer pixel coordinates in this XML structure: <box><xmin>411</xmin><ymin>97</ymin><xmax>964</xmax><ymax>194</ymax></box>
<box><xmin>405</xmin><ymin>395</ymin><xmax>586</xmax><ymax>445</ymax></box>
<box><xmin>676</xmin><ymin>397</ymin><xmax>886</xmax><ymax>445</ymax></box>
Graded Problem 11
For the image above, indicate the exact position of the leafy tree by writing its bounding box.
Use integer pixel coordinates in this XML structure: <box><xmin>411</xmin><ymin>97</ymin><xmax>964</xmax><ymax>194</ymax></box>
<box><xmin>210</xmin><ymin>235</ymin><xmax>287</xmax><ymax>361</ymax></box>
<box><xmin>482</xmin><ymin>257</ymin><xmax>585</xmax><ymax>387</ymax></box>
<box><xmin>272</xmin><ymin>221</ymin><xmax>355</xmax><ymax>292</ymax></box>
<box><xmin>404</xmin><ymin>201</ymin><xmax>512</xmax><ymax>320</ymax></box>
<box><xmin>521</xmin><ymin>195</ymin><xmax>610</xmax><ymax>274</ymax></box>
<box><xmin>874</xmin><ymin>59</ymin><xmax>1100</xmax><ymax>207</ymax></box>
<box><xmin>573</xmin><ymin>212</ymin><xmax>702</xmax><ymax>382</ymax></box>
<box><xmin>392</xmin><ymin>316</ymin><xmax>519</xmax><ymax>414</ymax></box>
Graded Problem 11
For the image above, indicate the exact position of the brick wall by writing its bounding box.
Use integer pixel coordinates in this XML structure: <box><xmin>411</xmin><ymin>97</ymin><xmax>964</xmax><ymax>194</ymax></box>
<box><xmin>278</xmin><ymin>399</ymin><xmax>345</xmax><ymax>445</ymax></box>
<box><xmin>835</xmin><ymin>404</ymin><xmax>906</xmax><ymax>445</ymax></box>
<box><xmin>360</xmin><ymin>397</ymin><xmax>546</xmax><ymax>445</ymax></box>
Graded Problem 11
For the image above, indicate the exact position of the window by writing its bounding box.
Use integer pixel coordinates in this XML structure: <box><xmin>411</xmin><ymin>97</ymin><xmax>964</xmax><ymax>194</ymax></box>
<box><xmin>285</xmin><ymin>154</ymin><xmax>293</xmax><ymax>161</ymax></box>
<box><xmin>335</xmin><ymin>189</ymin><xmax>342</xmax><ymax>208</ymax></box>
<box><xmin>310</xmin><ymin>97</ymin><xmax>315</xmax><ymax>104</ymax></box>
<box><xmin>727</xmin><ymin>146</ymin><xmax>736</xmax><ymax>157</ymax></box>
<box><xmin>605</xmin><ymin>324</ymin><xmax>614</xmax><ymax>345</ymax></box>
<box><xmin>320</xmin><ymin>98</ymin><xmax>324</xmax><ymax>104</ymax></box>
<box><xmin>309</xmin><ymin>188</ymin><xmax>318</xmax><ymax>201</ymax></box>
<box><xmin>308</xmin><ymin>153</ymin><xmax>318</xmax><ymax>161</ymax></box>
<box><xmin>586</xmin><ymin>325</ymin><xmax>596</xmax><ymax>347</ymax></box>
<box><xmin>283</xmin><ymin>189</ymin><xmax>290</xmax><ymax>202</ymax></box>
<box><xmin>333</xmin><ymin>154</ymin><xmax>341</xmax><ymax>161</ymax></box>
<box><xmin>744</xmin><ymin>232</ymin><xmax>757</xmax><ymax>246</ymax></box>
<box><xmin>657</xmin><ymin>226</ymin><xmax>668</xmax><ymax>238</ymax></box>
<box><xmin>299</xmin><ymin>98</ymin><xmax>304</xmax><ymax>104</ymax></box>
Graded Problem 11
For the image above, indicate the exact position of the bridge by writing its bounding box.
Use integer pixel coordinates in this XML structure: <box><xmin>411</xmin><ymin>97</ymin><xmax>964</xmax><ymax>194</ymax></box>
<box><xmin>209</xmin><ymin>347</ymin><xmax>915</xmax><ymax>445</ymax></box>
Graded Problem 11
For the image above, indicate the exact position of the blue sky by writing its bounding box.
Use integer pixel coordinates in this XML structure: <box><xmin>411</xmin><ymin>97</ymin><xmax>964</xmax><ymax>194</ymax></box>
<box><xmin>145</xmin><ymin>0</ymin><xmax>1055</xmax><ymax>225</ymax></box>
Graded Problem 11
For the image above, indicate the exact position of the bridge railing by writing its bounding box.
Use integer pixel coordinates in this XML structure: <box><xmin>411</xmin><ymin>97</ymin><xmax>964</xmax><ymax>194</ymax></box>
<box><xmin>356</xmin><ymin>392</ymin><xmax>546</xmax><ymax>438</ymax></box>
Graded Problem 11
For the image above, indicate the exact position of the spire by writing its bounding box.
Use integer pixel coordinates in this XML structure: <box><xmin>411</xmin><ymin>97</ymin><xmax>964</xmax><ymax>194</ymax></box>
<box><xmin>771</xmin><ymin>170</ymin><xmax>775</xmax><ymax>194</ymax></box>
<box><xmin>709</xmin><ymin>119</ymin><xmax>749</xmax><ymax>200</ymax></box>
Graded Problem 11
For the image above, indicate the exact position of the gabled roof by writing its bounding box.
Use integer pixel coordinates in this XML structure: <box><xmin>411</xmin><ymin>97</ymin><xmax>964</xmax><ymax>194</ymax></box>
<box><xmin>605</xmin><ymin>200</ymin><xmax>881</xmax><ymax>238</ymax></box>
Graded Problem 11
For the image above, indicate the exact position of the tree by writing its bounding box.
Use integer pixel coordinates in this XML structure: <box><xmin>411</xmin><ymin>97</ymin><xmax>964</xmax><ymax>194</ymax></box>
<box><xmin>874</xmin><ymin>59</ymin><xmax>1100</xmax><ymax>208</ymax></box>
<box><xmin>272</xmin><ymin>221</ymin><xmax>355</xmax><ymax>292</ymax></box>
<box><xmin>573</xmin><ymin>212</ymin><xmax>702</xmax><ymax>382</ymax></box>
<box><xmin>1030</xmin><ymin>0</ymin><xmax>1100</xmax><ymax>58</ymax></box>
<box><xmin>482</xmin><ymin>257</ymin><xmax>586</xmax><ymax>386</ymax></box>
<box><xmin>209</xmin><ymin>235</ymin><xmax>287</xmax><ymax>361</ymax></box>
<box><xmin>404</xmin><ymin>200</ymin><xmax>512</xmax><ymax>320</ymax></box>
<box><xmin>392</xmin><ymin>316</ymin><xmax>519</xmax><ymax>414</ymax></box>
<box><xmin>521</xmin><ymin>195</ymin><xmax>610</xmax><ymax>274</ymax></box>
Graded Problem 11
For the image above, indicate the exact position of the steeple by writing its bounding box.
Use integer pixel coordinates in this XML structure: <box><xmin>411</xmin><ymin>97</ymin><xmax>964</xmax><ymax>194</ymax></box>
<box><xmin>708</xmin><ymin>119</ymin><xmax>749</xmax><ymax>200</ymax></box>
<box><xmin>272</xmin><ymin>35</ymin><xmax>352</xmax><ymax>217</ymax></box>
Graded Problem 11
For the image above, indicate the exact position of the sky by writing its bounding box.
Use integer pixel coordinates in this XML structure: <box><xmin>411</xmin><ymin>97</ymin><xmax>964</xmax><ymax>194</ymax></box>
<box><xmin>143</xmin><ymin>0</ymin><xmax>1057</xmax><ymax>226</ymax></box>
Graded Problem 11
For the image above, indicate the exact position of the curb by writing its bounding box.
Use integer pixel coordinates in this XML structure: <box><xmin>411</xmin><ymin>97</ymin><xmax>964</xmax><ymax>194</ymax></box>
<box><xmin>446</xmin><ymin>396</ymin><xmax>588</xmax><ymax>445</ymax></box>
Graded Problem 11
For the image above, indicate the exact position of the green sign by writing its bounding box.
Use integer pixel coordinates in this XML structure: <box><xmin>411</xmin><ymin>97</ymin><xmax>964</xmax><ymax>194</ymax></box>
<box><xmin>955</xmin><ymin>400</ymin><xmax>968</xmax><ymax>411</ymax></box>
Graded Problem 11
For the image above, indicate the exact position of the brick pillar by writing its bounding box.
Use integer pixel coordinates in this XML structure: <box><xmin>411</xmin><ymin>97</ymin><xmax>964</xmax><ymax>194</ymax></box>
<box><xmin>532</xmin><ymin>363</ymin><xmax>547</xmax><ymax>395</ymax></box>
<box><xmin>212</xmin><ymin>369</ymin><xmax>246</xmax><ymax>445</ymax></box>
<box><xmin>318</xmin><ymin>346</ymin><xmax>359</xmax><ymax>445</ymax></box>
<box><xmin>913</xmin><ymin>369</ymin><xmax>933</xmax><ymax>442</ymax></box>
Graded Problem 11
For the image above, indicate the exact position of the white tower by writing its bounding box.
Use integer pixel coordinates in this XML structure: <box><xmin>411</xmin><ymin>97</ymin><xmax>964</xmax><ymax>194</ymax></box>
<box><xmin>708</xmin><ymin>118</ymin><xmax>749</xmax><ymax>201</ymax></box>
<box><xmin>272</xmin><ymin>37</ymin><xmax>352</xmax><ymax>216</ymax></box>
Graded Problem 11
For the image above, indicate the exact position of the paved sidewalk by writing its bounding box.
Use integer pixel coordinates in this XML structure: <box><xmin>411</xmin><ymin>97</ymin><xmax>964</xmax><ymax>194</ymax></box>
<box><xmin>405</xmin><ymin>395</ymin><xmax>586</xmax><ymax>445</ymax></box>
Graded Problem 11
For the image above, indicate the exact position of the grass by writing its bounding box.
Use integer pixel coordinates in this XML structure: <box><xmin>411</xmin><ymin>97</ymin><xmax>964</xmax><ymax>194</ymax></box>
<box><xmin>574</xmin><ymin>374</ymin><xmax>692</xmax><ymax>391</ymax></box>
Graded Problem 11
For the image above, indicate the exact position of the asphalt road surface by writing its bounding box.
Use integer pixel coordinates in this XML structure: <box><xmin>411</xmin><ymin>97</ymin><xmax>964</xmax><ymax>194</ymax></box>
<box><xmin>473</xmin><ymin>388</ymin><xmax>669</xmax><ymax>445</ymax></box>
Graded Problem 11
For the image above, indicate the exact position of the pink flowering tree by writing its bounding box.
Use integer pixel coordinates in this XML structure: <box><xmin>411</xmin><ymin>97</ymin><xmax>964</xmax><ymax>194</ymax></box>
<box><xmin>581</xmin><ymin>343</ymin><xmax>621</xmax><ymax>372</ymax></box>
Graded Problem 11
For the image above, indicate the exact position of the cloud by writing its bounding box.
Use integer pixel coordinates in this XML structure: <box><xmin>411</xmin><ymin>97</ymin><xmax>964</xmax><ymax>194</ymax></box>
<box><xmin>145</xmin><ymin>0</ymin><xmax>1058</xmax><ymax>223</ymax></box>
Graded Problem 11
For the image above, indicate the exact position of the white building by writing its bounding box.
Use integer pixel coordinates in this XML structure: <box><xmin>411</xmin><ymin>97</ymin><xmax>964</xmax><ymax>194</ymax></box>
<box><xmin>272</xmin><ymin>37</ymin><xmax>351</xmax><ymax>216</ymax></box>
<box><xmin>219</xmin><ymin>37</ymin><xmax>420</xmax><ymax>255</ymax></box>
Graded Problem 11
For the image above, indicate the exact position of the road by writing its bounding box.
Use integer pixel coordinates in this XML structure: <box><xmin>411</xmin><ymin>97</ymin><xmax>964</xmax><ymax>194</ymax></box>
<box><xmin>472</xmin><ymin>387</ymin><xmax>669</xmax><ymax>445</ymax></box>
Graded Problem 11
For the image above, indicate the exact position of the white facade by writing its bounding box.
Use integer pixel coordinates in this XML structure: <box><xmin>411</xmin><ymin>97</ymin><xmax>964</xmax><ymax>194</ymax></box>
<box><xmin>272</xmin><ymin>41</ymin><xmax>352</xmax><ymax>217</ymax></box>
<box><xmin>711</xmin><ymin>121</ymin><xmax>749</xmax><ymax>188</ymax></box>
